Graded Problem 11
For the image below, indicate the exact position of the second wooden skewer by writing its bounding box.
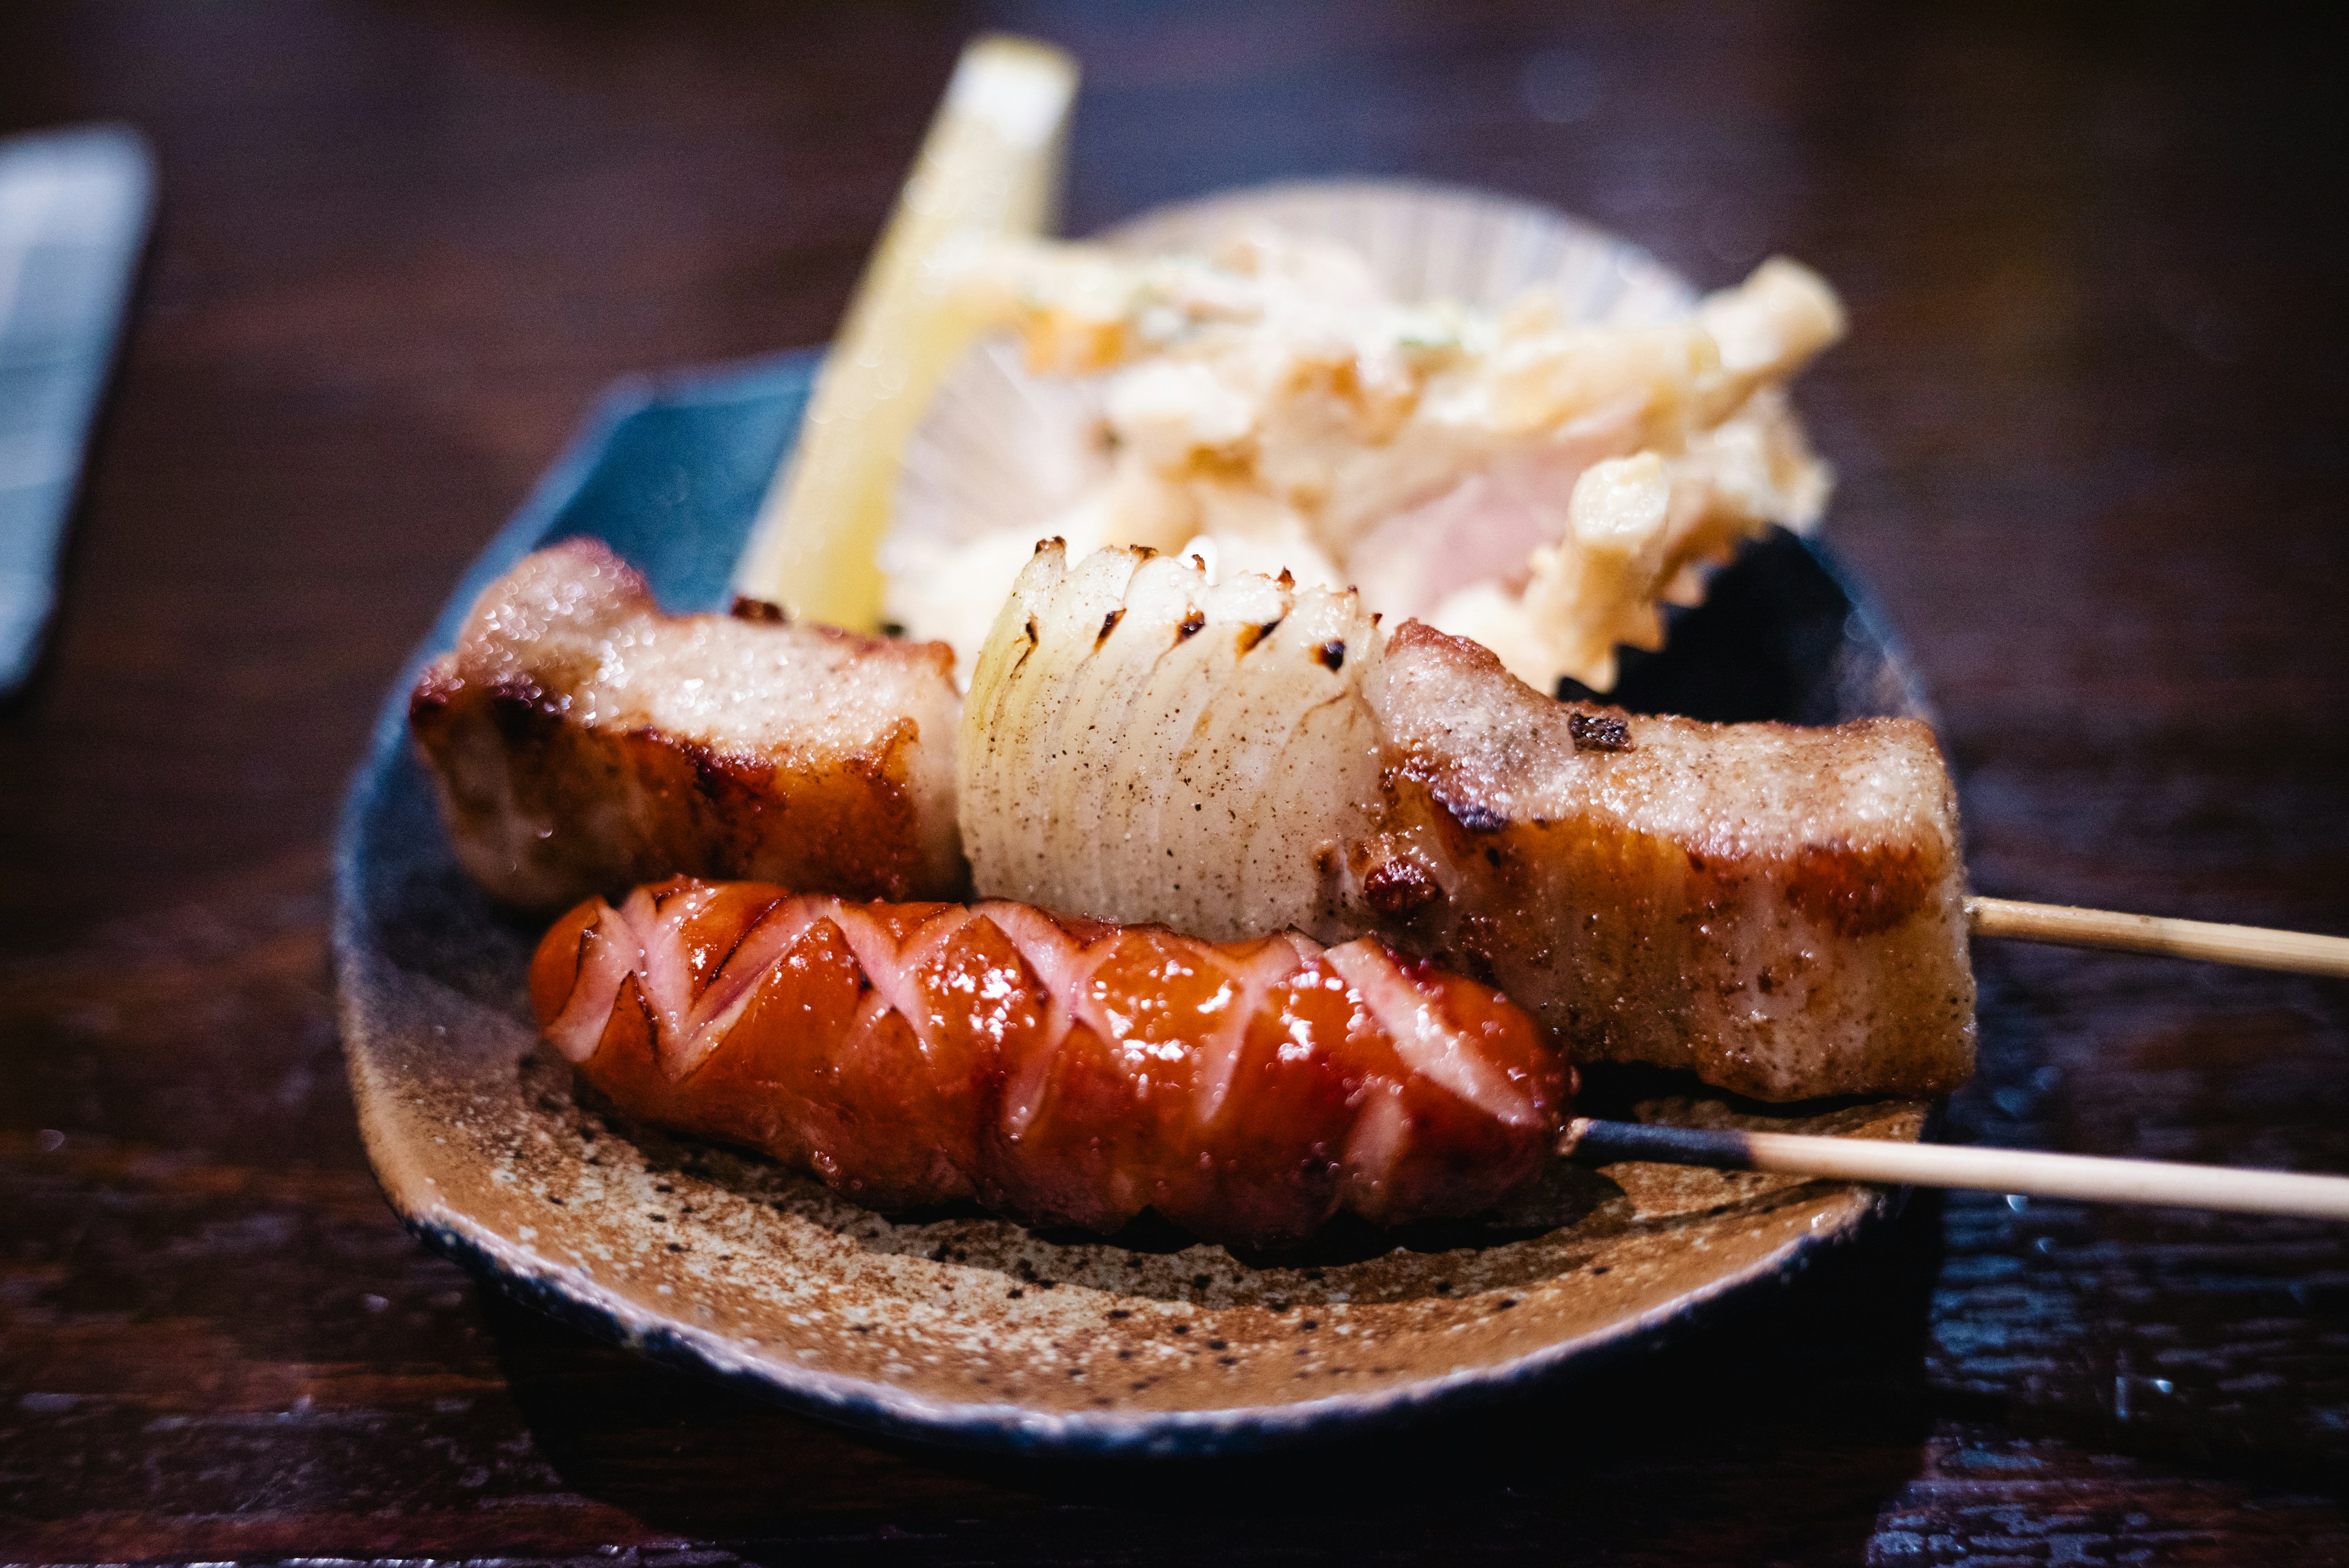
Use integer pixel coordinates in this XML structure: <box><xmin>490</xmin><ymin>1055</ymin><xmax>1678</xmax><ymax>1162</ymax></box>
<box><xmin>1564</xmin><ymin>1118</ymin><xmax>2349</xmax><ymax>1221</ymax></box>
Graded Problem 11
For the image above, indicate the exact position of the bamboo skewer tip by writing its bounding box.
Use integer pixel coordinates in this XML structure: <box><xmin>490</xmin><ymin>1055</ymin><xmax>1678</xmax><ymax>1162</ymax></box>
<box><xmin>1564</xmin><ymin>1118</ymin><xmax>2349</xmax><ymax>1222</ymax></box>
<box><xmin>1967</xmin><ymin>895</ymin><xmax>2349</xmax><ymax>980</ymax></box>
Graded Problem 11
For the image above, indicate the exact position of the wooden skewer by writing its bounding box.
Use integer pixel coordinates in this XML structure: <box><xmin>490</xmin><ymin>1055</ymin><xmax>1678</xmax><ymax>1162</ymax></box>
<box><xmin>1563</xmin><ymin>1118</ymin><xmax>2349</xmax><ymax>1221</ymax></box>
<box><xmin>1557</xmin><ymin>897</ymin><xmax>2349</xmax><ymax>1221</ymax></box>
<box><xmin>1967</xmin><ymin>895</ymin><xmax>2349</xmax><ymax>979</ymax></box>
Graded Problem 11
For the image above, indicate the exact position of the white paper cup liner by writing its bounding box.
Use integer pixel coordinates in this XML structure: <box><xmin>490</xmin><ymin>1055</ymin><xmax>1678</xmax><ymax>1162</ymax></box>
<box><xmin>883</xmin><ymin>177</ymin><xmax>1704</xmax><ymax>619</ymax></box>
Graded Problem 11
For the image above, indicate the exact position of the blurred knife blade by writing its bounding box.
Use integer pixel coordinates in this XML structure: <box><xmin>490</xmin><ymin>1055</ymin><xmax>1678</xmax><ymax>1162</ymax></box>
<box><xmin>0</xmin><ymin>124</ymin><xmax>154</xmax><ymax>698</ymax></box>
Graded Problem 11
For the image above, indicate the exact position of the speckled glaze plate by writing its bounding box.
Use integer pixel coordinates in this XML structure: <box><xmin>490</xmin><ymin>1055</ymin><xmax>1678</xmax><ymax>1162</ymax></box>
<box><xmin>335</xmin><ymin>191</ymin><xmax>1937</xmax><ymax>1458</ymax></box>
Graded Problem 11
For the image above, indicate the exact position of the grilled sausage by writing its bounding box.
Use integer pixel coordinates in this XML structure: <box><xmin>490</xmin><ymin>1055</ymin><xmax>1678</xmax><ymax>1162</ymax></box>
<box><xmin>531</xmin><ymin>877</ymin><xmax>1570</xmax><ymax>1247</ymax></box>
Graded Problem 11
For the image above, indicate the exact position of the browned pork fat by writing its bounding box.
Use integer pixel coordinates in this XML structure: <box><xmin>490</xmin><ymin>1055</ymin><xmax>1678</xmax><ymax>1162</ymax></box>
<box><xmin>410</xmin><ymin>540</ymin><xmax>965</xmax><ymax>912</ymax></box>
<box><xmin>1352</xmin><ymin>623</ymin><xmax>1975</xmax><ymax>1102</ymax></box>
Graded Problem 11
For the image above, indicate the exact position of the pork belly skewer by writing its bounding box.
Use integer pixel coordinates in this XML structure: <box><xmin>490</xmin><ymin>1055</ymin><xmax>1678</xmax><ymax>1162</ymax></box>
<box><xmin>533</xmin><ymin>877</ymin><xmax>2349</xmax><ymax>1231</ymax></box>
<box><xmin>410</xmin><ymin>538</ymin><xmax>2344</xmax><ymax>1118</ymax></box>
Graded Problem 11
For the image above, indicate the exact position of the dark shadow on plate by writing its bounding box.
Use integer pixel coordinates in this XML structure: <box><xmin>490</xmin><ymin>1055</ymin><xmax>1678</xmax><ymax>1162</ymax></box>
<box><xmin>1564</xmin><ymin>527</ymin><xmax>1928</xmax><ymax>728</ymax></box>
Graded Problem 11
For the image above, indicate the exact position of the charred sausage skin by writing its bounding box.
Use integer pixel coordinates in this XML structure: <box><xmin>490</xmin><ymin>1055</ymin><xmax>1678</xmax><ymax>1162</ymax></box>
<box><xmin>530</xmin><ymin>877</ymin><xmax>1569</xmax><ymax>1247</ymax></box>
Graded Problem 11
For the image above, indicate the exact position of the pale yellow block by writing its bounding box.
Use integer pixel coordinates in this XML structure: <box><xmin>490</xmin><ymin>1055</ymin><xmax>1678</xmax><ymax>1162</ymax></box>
<box><xmin>733</xmin><ymin>34</ymin><xmax>1078</xmax><ymax>631</ymax></box>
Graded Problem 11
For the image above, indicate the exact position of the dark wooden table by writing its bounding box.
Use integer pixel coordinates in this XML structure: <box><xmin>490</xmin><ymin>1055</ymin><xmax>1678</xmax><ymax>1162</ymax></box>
<box><xmin>4</xmin><ymin>2</ymin><xmax>2344</xmax><ymax>1561</ymax></box>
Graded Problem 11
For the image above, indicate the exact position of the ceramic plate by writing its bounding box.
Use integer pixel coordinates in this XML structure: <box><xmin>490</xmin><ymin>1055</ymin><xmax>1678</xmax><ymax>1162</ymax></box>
<box><xmin>336</xmin><ymin>188</ymin><xmax>1935</xmax><ymax>1458</ymax></box>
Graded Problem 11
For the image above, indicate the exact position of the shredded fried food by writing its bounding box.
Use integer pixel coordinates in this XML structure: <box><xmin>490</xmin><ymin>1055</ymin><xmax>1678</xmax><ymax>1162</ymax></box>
<box><xmin>886</xmin><ymin>230</ymin><xmax>1842</xmax><ymax>692</ymax></box>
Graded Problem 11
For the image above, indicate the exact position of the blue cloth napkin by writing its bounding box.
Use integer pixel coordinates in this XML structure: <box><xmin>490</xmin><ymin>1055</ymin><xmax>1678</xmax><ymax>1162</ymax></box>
<box><xmin>0</xmin><ymin>124</ymin><xmax>153</xmax><ymax>697</ymax></box>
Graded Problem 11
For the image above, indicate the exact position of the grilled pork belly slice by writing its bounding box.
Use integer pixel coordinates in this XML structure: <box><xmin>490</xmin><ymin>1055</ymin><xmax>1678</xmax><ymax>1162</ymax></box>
<box><xmin>960</xmin><ymin>541</ymin><xmax>1974</xmax><ymax>1102</ymax></box>
<box><xmin>1357</xmin><ymin>623</ymin><xmax>1973</xmax><ymax>1102</ymax></box>
<box><xmin>410</xmin><ymin>540</ymin><xmax>965</xmax><ymax>913</ymax></box>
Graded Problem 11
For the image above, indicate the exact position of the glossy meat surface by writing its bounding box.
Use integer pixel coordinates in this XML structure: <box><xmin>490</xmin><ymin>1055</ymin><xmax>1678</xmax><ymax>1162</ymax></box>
<box><xmin>530</xmin><ymin>878</ymin><xmax>1570</xmax><ymax>1246</ymax></box>
<box><xmin>410</xmin><ymin>540</ymin><xmax>965</xmax><ymax>912</ymax></box>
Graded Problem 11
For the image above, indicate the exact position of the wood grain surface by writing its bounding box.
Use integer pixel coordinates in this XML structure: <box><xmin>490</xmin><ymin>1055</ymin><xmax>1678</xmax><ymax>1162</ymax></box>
<box><xmin>2</xmin><ymin>2</ymin><xmax>2344</xmax><ymax>1562</ymax></box>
